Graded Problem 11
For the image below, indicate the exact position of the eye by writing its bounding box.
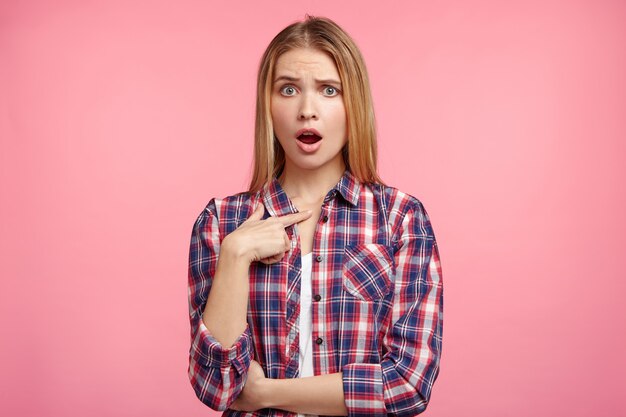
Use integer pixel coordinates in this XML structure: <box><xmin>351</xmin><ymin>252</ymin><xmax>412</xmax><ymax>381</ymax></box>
<box><xmin>323</xmin><ymin>86</ymin><xmax>340</xmax><ymax>96</ymax></box>
<box><xmin>280</xmin><ymin>85</ymin><xmax>297</xmax><ymax>96</ymax></box>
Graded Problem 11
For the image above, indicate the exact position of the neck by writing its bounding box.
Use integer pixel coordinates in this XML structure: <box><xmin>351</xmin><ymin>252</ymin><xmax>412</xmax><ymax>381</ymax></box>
<box><xmin>278</xmin><ymin>158</ymin><xmax>346</xmax><ymax>204</ymax></box>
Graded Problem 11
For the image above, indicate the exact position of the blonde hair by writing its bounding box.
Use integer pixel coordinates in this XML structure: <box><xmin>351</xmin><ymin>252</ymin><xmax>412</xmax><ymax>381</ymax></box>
<box><xmin>247</xmin><ymin>15</ymin><xmax>385</xmax><ymax>193</ymax></box>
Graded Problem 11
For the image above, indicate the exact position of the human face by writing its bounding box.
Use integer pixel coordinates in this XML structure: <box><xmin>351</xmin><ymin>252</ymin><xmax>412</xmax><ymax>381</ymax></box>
<box><xmin>271</xmin><ymin>47</ymin><xmax>347</xmax><ymax>174</ymax></box>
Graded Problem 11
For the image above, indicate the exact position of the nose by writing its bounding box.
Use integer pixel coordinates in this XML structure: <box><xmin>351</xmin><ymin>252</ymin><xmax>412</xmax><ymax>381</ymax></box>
<box><xmin>298</xmin><ymin>93</ymin><xmax>318</xmax><ymax>120</ymax></box>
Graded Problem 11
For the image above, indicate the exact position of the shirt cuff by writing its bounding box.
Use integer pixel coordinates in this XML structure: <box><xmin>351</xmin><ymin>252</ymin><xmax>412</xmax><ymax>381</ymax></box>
<box><xmin>193</xmin><ymin>319</ymin><xmax>252</xmax><ymax>375</ymax></box>
<box><xmin>342</xmin><ymin>362</ymin><xmax>386</xmax><ymax>417</ymax></box>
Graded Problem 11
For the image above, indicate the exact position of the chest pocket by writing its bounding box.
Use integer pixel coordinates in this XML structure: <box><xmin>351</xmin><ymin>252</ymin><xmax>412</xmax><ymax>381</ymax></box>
<box><xmin>342</xmin><ymin>243</ymin><xmax>395</xmax><ymax>301</ymax></box>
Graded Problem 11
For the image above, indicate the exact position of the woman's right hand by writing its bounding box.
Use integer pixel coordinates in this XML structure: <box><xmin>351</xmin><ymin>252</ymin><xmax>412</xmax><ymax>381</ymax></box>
<box><xmin>222</xmin><ymin>203</ymin><xmax>312</xmax><ymax>265</ymax></box>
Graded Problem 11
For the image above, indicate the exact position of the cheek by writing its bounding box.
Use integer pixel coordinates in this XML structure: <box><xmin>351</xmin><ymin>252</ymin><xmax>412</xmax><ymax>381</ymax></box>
<box><xmin>329</xmin><ymin>105</ymin><xmax>347</xmax><ymax>133</ymax></box>
<box><xmin>271</xmin><ymin>107</ymin><xmax>291</xmax><ymax>134</ymax></box>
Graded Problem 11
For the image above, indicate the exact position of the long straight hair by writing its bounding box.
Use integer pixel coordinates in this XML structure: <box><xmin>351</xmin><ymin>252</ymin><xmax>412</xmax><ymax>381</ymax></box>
<box><xmin>248</xmin><ymin>15</ymin><xmax>385</xmax><ymax>194</ymax></box>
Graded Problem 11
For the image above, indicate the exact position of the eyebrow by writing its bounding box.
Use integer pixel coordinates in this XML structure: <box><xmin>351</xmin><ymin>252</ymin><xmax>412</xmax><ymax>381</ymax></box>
<box><xmin>273</xmin><ymin>75</ymin><xmax>342</xmax><ymax>86</ymax></box>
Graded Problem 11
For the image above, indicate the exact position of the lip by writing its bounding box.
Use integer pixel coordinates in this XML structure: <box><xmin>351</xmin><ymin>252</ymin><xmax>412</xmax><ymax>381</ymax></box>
<box><xmin>295</xmin><ymin>128</ymin><xmax>323</xmax><ymax>139</ymax></box>
<box><xmin>295</xmin><ymin>137</ymin><xmax>323</xmax><ymax>153</ymax></box>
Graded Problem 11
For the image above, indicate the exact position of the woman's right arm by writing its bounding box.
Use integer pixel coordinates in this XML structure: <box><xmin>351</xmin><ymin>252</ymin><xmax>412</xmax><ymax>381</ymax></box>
<box><xmin>187</xmin><ymin>200</ymin><xmax>253</xmax><ymax>411</ymax></box>
<box><xmin>187</xmin><ymin>199</ymin><xmax>311</xmax><ymax>411</ymax></box>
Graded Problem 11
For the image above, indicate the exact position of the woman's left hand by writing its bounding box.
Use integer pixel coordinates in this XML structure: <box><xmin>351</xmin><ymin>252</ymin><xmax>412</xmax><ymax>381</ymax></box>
<box><xmin>230</xmin><ymin>360</ymin><xmax>269</xmax><ymax>412</ymax></box>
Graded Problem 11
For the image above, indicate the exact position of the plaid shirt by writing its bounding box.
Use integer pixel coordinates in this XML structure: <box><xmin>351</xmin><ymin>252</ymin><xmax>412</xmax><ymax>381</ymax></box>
<box><xmin>188</xmin><ymin>169</ymin><xmax>443</xmax><ymax>417</ymax></box>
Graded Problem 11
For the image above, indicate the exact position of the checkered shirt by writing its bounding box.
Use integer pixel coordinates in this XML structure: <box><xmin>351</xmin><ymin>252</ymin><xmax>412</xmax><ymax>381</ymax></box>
<box><xmin>188</xmin><ymin>169</ymin><xmax>443</xmax><ymax>417</ymax></box>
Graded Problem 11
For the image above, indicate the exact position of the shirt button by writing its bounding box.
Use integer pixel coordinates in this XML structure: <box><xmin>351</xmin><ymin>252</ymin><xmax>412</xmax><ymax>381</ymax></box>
<box><xmin>315</xmin><ymin>337</ymin><xmax>323</xmax><ymax>345</ymax></box>
<box><xmin>315</xmin><ymin>255</ymin><xmax>323</xmax><ymax>262</ymax></box>
<box><xmin>313</xmin><ymin>294</ymin><xmax>321</xmax><ymax>302</ymax></box>
<box><xmin>322</xmin><ymin>215</ymin><xmax>329</xmax><ymax>223</ymax></box>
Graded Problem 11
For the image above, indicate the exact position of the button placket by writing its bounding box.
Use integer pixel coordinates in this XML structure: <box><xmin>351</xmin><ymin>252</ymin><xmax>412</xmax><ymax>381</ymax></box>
<box><xmin>310</xmin><ymin>201</ymin><xmax>334</xmax><ymax>366</ymax></box>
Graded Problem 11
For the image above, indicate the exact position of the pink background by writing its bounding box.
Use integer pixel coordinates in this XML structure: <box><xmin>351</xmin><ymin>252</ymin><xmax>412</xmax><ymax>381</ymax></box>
<box><xmin>1</xmin><ymin>1</ymin><xmax>625</xmax><ymax>416</ymax></box>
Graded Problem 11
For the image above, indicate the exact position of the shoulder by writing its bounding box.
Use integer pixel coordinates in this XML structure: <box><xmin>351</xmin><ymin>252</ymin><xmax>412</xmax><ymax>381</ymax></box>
<box><xmin>368</xmin><ymin>182</ymin><xmax>430</xmax><ymax>217</ymax></box>
<box><xmin>369</xmin><ymin>182</ymin><xmax>434</xmax><ymax>239</ymax></box>
<box><xmin>201</xmin><ymin>190</ymin><xmax>258</xmax><ymax>217</ymax></box>
<box><xmin>195</xmin><ymin>190</ymin><xmax>262</xmax><ymax>235</ymax></box>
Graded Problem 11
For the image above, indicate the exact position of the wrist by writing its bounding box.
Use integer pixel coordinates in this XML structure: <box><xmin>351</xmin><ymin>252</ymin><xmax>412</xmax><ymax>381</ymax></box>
<box><xmin>222</xmin><ymin>235</ymin><xmax>253</xmax><ymax>264</ymax></box>
<box><xmin>261</xmin><ymin>378</ymin><xmax>281</xmax><ymax>409</ymax></box>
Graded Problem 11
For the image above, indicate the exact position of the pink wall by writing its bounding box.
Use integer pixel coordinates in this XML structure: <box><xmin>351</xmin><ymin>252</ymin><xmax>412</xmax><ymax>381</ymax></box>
<box><xmin>1</xmin><ymin>1</ymin><xmax>624</xmax><ymax>416</ymax></box>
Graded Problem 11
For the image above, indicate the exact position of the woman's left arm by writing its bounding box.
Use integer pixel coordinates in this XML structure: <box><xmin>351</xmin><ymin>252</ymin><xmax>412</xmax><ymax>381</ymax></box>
<box><xmin>231</xmin><ymin>363</ymin><xmax>348</xmax><ymax>415</ymax></box>
<box><xmin>339</xmin><ymin>201</ymin><xmax>444</xmax><ymax>417</ymax></box>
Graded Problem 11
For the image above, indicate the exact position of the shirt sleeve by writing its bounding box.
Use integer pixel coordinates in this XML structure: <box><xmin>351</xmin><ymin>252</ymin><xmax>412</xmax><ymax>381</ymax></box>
<box><xmin>187</xmin><ymin>200</ymin><xmax>253</xmax><ymax>411</ymax></box>
<box><xmin>342</xmin><ymin>201</ymin><xmax>444</xmax><ymax>417</ymax></box>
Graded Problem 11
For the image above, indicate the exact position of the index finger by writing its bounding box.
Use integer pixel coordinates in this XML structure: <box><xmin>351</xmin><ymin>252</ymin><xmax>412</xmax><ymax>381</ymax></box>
<box><xmin>275</xmin><ymin>210</ymin><xmax>313</xmax><ymax>227</ymax></box>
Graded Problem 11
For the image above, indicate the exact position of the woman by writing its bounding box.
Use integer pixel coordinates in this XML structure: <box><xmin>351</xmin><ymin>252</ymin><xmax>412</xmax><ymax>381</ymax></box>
<box><xmin>187</xmin><ymin>15</ymin><xmax>443</xmax><ymax>417</ymax></box>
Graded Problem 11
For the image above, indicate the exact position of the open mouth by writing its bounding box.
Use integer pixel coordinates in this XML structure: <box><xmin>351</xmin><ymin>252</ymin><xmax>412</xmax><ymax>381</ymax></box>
<box><xmin>297</xmin><ymin>133</ymin><xmax>322</xmax><ymax>144</ymax></box>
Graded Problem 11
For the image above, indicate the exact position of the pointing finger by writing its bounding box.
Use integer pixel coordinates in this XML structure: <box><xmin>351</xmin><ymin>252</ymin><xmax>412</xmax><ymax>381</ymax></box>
<box><xmin>277</xmin><ymin>210</ymin><xmax>313</xmax><ymax>227</ymax></box>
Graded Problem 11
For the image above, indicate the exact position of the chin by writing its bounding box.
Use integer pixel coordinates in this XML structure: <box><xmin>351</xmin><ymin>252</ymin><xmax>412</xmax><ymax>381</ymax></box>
<box><xmin>284</xmin><ymin>155</ymin><xmax>325</xmax><ymax>170</ymax></box>
<box><xmin>293</xmin><ymin>160</ymin><xmax>325</xmax><ymax>171</ymax></box>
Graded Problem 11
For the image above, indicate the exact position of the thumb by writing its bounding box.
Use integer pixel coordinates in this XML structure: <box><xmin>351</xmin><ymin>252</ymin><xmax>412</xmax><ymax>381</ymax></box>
<box><xmin>246</xmin><ymin>202</ymin><xmax>265</xmax><ymax>222</ymax></box>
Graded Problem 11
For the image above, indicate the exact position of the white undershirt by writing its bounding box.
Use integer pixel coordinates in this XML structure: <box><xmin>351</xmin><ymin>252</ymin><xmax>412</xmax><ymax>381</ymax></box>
<box><xmin>298</xmin><ymin>252</ymin><xmax>317</xmax><ymax>417</ymax></box>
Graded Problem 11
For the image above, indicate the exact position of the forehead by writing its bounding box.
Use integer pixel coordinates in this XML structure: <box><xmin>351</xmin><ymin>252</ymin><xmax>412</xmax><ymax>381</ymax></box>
<box><xmin>274</xmin><ymin>47</ymin><xmax>339</xmax><ymax>76</ymax></box>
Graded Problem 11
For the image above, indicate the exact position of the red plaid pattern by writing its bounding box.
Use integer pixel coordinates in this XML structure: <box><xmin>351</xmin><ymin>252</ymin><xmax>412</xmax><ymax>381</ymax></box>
<box><xmin>188</xmin><ymin>169</ymin><xmax>443</xmax><ymax>416</ymax></box>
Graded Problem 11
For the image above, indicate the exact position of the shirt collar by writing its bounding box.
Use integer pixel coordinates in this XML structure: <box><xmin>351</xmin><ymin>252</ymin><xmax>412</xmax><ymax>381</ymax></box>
<box><xmin>261</xmin><ymin>169</ymin><xmax>361</xmax><ymax>217</ymax></box>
